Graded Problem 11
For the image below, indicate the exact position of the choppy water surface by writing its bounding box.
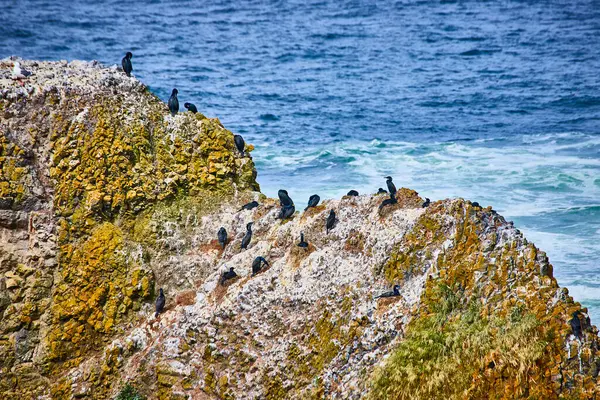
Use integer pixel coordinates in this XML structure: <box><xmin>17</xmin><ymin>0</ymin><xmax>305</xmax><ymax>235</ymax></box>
<box><xmin>2</xmin><ymin>0</ymin><xmax>600</xmax><ymax>320</ymax></box>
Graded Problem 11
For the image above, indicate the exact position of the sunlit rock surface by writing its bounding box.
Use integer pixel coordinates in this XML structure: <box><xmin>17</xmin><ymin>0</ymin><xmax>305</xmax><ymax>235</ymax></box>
<box><xmin>0</xmin><ymin>59</ymin><xmax>598</xmax><ymax>399</ymax></box>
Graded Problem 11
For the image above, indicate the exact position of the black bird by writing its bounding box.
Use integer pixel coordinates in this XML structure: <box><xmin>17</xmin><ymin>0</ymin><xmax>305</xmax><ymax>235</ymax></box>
<box><xmin>155</xmin><ymin>288</ymin><xmax>165</xmax><ymax>318</ymax></box>
<box><xmin>471</xmin><ymin>201</ymin><xmax>480</xmax><ymax>208</ymax></box>
<box><xmin>326</xmin><ymin>209</ymin><xmax>336</xmax><ymax>233</ymax></box>
<box><xmin>570</xmin><ymin>311</ymin><xmax>583</xmax><ymax>339</ymax></box>
<box><xmin>297</xmin><ymin>232</ymin><xmax>309</xmax><ymax>248</ymax></box>
<box><xmin>305</xmin><ymin>194</ymin><xmax>320</xmax><ymax>210</ymax></box>
<box><xmin>377</xmin><ymin>188</ymin><xmax>387</xmax><ymax>195</ymax></box>
<box><xmin>347</xmin><ymin>190</ymin><xmax>359</xmax><ymax>196</ymax></box>
<box><xmin>218</xmin><ymin>227</ymin><xmax>227</xmax><ymax>249</ymax></box>
<box><xmin>422</xmin><ymin>198</ymin><xmax>430</xmax><ymax>208</ymax></box>
<box><xmin>375</xmin><ymin>285</ymin><xmax>401</xmax><ymax>299</ymax></box>
<box><xmin>234</xmin><ymin>134</ymin><xmax>245</xmax><ymax>155</ymax></box>
<box><xmin>379</xmin><ymin>197</ymin><xmax>396</xmax><ymax>210</ymax></box>
<box><xmin>184</xmin><ymin>102</ymin><xmax>198</xmax><ymax>113</ymax></box>
<box><xmin>168</xmin><ymin>88</ymin><xmax>179</xmax><ymax>116</ymax></box>
<box><xmin>121</xmin><ymin>52</ymin><xmax>133</xmax><ymax>76</ymax></box>
<box><xmin>241</xmin><ymin>222</ymin><xmax>253</xmax><ymax>249</ymax></box>
<box><xmin>240</xmin><ymin>201</ymin><xmax>259</xmax><ymax>211</ymax></box>
<box><xmin>220</xmin><ymin>267</ymin><xmax>238</xmax><ymax>285</ymax></box>
<box><xmin>385</xmin><ymin>176</ymin><xmax>397</xmax><ymax>199</ymax></box>
<box><xmin>278</xmin><ymin>189</ymin><xmax>293</xmax><ymax>207</ymax></box>
<box><xmin>279</xmin><ymin>204</ymin><xmax>295</xmax><ymax>219</ymax></box>
<box><xmin>252</xmin><ymin>256</ymin><xmax>269</xmax><ymax>275</ymax></box>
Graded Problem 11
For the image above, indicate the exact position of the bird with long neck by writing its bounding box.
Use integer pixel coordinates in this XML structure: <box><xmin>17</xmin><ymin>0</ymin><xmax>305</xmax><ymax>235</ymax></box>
<box><xmin>297</xmin><ymin>232</ymin><xmax>309</xmax><ymax>248</ymax></box>
<box><xmin>241</xmin><ymin>222</ymin><xmax>253</xmax><ymax>249</ymax></box>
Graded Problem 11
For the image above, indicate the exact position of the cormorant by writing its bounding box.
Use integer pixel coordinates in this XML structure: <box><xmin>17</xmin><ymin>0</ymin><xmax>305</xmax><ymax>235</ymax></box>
<box><xmin>184</xmin><ymin>102</ymin><xmax>198</xmax><ymax>113</ymax></box>
<box><xmin>570</xmin><ymin>311</ymin><xmax>583</xmax><ymax>339</ymax></box>
<box><xmin>326</xmin><ymin>210</ymin><xmax>336</xmax><ymax>233</ymax></box>
<box><xmin>252</xmin><ymin>256</ymin><xmax>269</xmax><ymax>275</ymax></box>
<box><xmin>278</xmin><ymin>189</ymin><xmax>293</xmax><ymax>207</ymax></box>
<box><xmin>422</xmin><ymin>198</ymin><xmax>430</xmax><ymax>208</ymax></box>
<box><xmin>377</xmin><ymin>188</ymin><xmax>387</xmax><ymax>195</ymax></box>
<box><xmin>221</xmin><ymin>267</ymin><xmax>238</xmax><ymax>284</ymax></box>
<box><xmin>297</xmin><ymin>232</ymin><xmax>308</xmax><ymax>248</ymax></box>
<box><xmin>240</xmin><ymin>201</ymin><xmax>259</xmax><ymax>211</ymax></box>
<box><xmin>385</xmin><ymin>176</ymin><xmax>397</xmax><ymax>199</ymax></box>
<box><xmin>218</xmin><ymin>227</ymin><xmax>227</xmax><ymax>249</ymax></box>
<box><xmin>168</xmin><ymin>88</ymin><xmax>179</xmax><ymax>116</ymax></box>
<box><xmin>375</xmin><ymin>284</ymin><xmax>401</xmax><ymax>299</ymax></box>
<box><xmin>379</xmin><ymin>197</ymin><xmax>396</xmax><ymax>210</ymax></box>
<box><xmin>121</xmin><ymin>52</ymin><xmax>133</xmax><ymax>76</ymax></box>
<box><xmin>279</xmin><ymin>204</ymin><xmax>295</xmax><ymax>219</ymax></box>
<box><xmin>305</xmin><ymin>194</ymin><xmax>320</xmax><ymax>210</ymax></box>
<box><xmin>347</xmin><ymin>190</ymin><xmax>359</xmax><ymax>196</ymax></box>
<box><xmin>241</xmin><ymin>222</ymin><xmax>253</xmax><ymax>249</ymax></box>
<box><xmin>234</xmin><ymin>134</ymin><xmax>245</xmax><ymax>155</ymax></box>
<box><xmin>155</xmin><ymin>288</ymin><xmax>165</xmax><ymax>317</ymax></box>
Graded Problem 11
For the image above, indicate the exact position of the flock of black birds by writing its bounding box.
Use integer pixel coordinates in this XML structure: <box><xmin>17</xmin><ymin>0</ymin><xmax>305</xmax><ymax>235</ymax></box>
<box><xmin>125</xmin><ymin>51</ymin><xmax>587</xmax><ymax>343</ymax></box>
<box><xmin>154</xmin><ymin>175</ymin><xmax>429</xmax><ymax>318</ymax></box>
<box><xmin>127</xmin><ymin>51</ymin><xmax>428</xmax><ymax>318</ymax></box>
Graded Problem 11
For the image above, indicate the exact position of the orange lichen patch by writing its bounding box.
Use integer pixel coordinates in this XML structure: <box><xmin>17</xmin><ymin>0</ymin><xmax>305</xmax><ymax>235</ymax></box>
<box><xmin>301</xmin><ymin>204</ymin><xmax>327</xmax><ymax>219</ymax></box>
<box><xmin>199</xmin><ymin>239</ymin><xmax>226</xmax><ymax>253</ymax></box>
<box><xmin>344</xmin><ymin>229</ymin><xmax>366</xmax><ymax>254</ymax></box>
<box><xmin>288</xmin><ymin>243</ymin><xmax>315</xmax><ymax>269</ymax></box>
<box><xmin>394</xmin><ymin>188</ymin><xmax>424</xmax><ymax>208</ymax></box>
<box><xmin>211</xmin><ymin>277</ymin><xmax>241</xmax><ymax>304</ymax></box>
<box><xmin>176</xmin><ymin>290</ymin><xmax>197</xmax><ymax>307</ymax></box>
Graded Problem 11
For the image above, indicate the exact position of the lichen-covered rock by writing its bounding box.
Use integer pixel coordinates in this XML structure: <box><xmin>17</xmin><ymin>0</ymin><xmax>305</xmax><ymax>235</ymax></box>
<box><xmin>0</xmin><ymin>58</ymin><xmax>258</xmax><ymax>398</ymax></box>
<box><xmin>0</xmin><ymin>59</ymin><xmax>598</xmax><ymax>399</ymax></box>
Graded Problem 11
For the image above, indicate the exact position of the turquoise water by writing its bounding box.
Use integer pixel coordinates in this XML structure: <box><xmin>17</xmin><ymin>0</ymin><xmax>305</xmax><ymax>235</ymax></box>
<box><xmin>2</xmin><ymin>0</ymin><xmax>599</xmax><ymax>321</ymax></box>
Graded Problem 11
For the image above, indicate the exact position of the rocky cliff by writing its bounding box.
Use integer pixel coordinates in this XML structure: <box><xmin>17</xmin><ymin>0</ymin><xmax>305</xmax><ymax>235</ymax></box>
<box><xmin>0</xmin><ymin>59</ymin><xmax>598</xmax><ymax>400</ymax></box>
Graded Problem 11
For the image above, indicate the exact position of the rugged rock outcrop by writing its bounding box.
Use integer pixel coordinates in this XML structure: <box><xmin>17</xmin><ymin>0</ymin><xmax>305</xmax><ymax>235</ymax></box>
<box><xmin>0</xmin><ymin>59</ymin><xmax>598</xmax><ymax>399</ymax></box>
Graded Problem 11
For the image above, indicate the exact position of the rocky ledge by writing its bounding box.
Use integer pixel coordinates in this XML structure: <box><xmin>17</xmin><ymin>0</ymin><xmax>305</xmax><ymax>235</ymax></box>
<box><xmin>0</xmin><ymin>59</ymin><xmax>598</xmax><ymax>399</ymax></box>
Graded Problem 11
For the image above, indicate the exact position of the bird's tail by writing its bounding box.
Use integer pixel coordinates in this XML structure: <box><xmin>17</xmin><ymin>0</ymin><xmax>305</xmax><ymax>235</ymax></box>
<box><xmin>154</xmin><ymin>312</ymin><xmax>158</xmax><ymax>318</ymax></box>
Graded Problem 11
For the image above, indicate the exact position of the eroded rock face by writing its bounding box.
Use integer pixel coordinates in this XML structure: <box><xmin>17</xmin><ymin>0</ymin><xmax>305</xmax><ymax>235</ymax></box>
<box><xmin>0</xmin><ymin>59</ymin><xmax>598</xmax><ymax>399</ymax></box>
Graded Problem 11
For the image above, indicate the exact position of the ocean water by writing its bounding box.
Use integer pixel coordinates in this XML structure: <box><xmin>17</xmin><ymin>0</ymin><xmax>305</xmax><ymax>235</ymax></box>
<box><xmin>2</xmin><ymin>0</ymin><xmax>600</xmax><ymax>321</ymax></box>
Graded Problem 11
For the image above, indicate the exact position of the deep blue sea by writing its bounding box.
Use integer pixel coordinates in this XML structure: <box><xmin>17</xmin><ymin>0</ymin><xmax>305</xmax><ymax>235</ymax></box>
<box><xmin>2</xmin><ymin>0</ymin><xmax>600</xmax><ymax>321</ymax></box>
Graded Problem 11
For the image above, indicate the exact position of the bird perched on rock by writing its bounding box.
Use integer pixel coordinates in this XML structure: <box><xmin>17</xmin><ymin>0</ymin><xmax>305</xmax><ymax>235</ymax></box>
<box><xmin>422</xmin><ymin>198</ymin><xmax>430</xmax><ymax>208</ymax></box>
<box><xmin>240</xmin><ymin>201</ymin><xmax>259</xmax><ymax>211</ymax></box>
<box><xmin>252</xmin><ymin>256</ymin><xmax>269</xmax><ymax>275</ymax></box>
<box><xmin>218</xmin><ymin>227</ymin><xmax>227</xmax><ymax>249</ymax></box>
<box><xmin>379</xmin><ymin>196</ymin><xmax>396</xmax><ymax>210</ymax></box>
<box><xmin>168</xmin><ymin>88</ymin><xmax>179</xmax><ymax>116</ymax></box>
<box><xmin>326</xmin><ymin>210</ymin><xmax>336</xmax><ymax>233</ymax></box>
<box><xmin>155</xmin><ymin>288</ymin><xmax>165</xmax><ymax>318</ymax></box>
<box><xmin>375</xmin><ymin>285</ymin><xmax>400</xmax><ymax>299</ymax></box>
<box><xmin>234</xmin><ymin>135</ymin><xmax>245</xmax><ymax>155</ymax></box>
<box><xmin>347</xmin><ymin>190</ymin><xmax>359</xmax><ymax>196</ymax></box>
<box><xmin>570</xmin><ymin>311</ymin><xmax>583</xmax><ymax>339</ymax></box>
<box><xmin>241</xmin><ymin>222</ymin><xmax>253</xmax><ymax>249</ymax></box>
<box><xmin>377</xmin><ymin>188</ymin><xmax>387</xmax><ymax>195</ymax></box>
<box><xmin>278</xmin><ymin>189</ymin><xmax>293</xmax><ymax>207</ymax></box>
<box><xmin>121</xmin><ymin>52</ymin><xmax>133</xmax><ymax>76</ymax></box>
<box><xmin>297</xmin><ymin>232</ymin><xmax>309</xmax><ymax>248</ymax></box>
<box><xmin>184</xmin><ymin>102</ymin><xmax>198</xmax><ymax>113</ymax></box>
<box><xmin>385</xmin><ymin>176</ymin><xmax>397</xmax><ymax>199</ymax></box>
<box><xmin>279</xmin><ymin>204</ymin><xmax>295</xmax><ymax>219</ymax></box>
<box><xmin>221</xmin><ymin>267</ymin><xmax>238</xmax><ymax>284</ymax></box>
<box><xmin>305</xmin><ymin>194</ymin><xmax>320</xmax><ymax>210</ymax></box>
<box><xmin>11</xmin><ymin>61</ymin><xmax>31</xmax><ymax>81</ymax></box>
<box><xmin>471</xmin><ymin>201</ymin><xmax>480</xmax><ymax>208</ymax></box>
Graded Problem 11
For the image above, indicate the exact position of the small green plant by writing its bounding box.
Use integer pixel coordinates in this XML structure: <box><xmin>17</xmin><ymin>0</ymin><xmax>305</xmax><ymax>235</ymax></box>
<box><xmin>115</xmin><ymin>383</ymin><xmax>146</xmax><ymax>400</ymax></box>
